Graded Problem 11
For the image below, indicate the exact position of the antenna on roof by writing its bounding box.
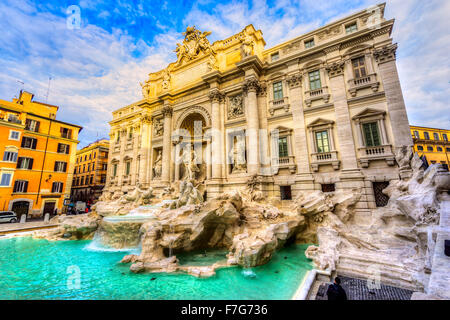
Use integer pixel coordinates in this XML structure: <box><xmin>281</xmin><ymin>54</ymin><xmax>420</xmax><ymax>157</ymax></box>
<box><xmin>45</xmin><ymin>76</ymin><xmax>52</xmax><ymax>103</ymax></box>
<box><xmin>17</xmin><ymin>80</ymin><xmax>24</xmax><ymax>94</ymax></box>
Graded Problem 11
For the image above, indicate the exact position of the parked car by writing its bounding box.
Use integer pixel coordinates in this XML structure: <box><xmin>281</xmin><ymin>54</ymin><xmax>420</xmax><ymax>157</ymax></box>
<box><xmin>0</xmin><ymin>211</ymin><xmax>18</xmax><ymax>223</ymax></box>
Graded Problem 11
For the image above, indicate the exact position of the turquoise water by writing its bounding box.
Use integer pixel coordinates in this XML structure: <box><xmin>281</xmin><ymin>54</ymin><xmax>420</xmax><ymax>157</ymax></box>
<box><xmin>0</xmin><ymin>237</ymin><xmax>313</xmax><ymax>300</ymax></box>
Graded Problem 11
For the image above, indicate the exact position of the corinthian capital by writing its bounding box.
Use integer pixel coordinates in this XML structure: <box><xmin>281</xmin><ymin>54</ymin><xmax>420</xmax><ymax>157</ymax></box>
<box><xmin>373</xmin><ymin>43</ymin><xmax>397</xmax><ymax>64</ymax></box>
<box><xmin>162</xmin><ymin>105</ymin><xmax>173</xmax><ymax>117</ymax></box>
<box><xmin>286</xmin><ymin>73</ymin><xmax>302</xmax><ymax>88</ymax></box>
<box><xmin>243</xmin><ymin>78</ymin><xmax>260</xmax><ymax>93</ymax></box>
<box><xmin>325</xmin><ymin>61</ymin><xmax>345</xmax><ymax>78</ymax></box>
<box><xmin>208</xmin><ymin>89</ymin><xmax>224</xmax><ymax>103</ymax></box>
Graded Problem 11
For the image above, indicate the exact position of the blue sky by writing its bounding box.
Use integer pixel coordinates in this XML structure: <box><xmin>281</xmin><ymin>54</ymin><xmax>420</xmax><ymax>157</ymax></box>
<box><xmin>0</xmin><ymin>0</ymin><xmax>448</xmax><ymax>147</ymax></box>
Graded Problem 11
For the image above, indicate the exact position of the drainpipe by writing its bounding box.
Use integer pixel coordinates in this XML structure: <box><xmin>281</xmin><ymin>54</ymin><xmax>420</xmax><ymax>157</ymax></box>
<box><xmin>36</xmin><ymin>118</ymin><xmax>53</xmax><ymax>210</ymax></box>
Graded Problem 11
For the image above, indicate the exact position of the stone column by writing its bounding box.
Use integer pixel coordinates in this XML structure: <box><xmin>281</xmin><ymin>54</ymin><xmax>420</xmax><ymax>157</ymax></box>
<box><xmin>161</xmin><ymin>104</ymin><xmax>173</xmax><ymax>184</ymax></box>
<box><xmin>244</xmin><ymin>78</ymin><xmax>260</xmax><ymax>175</ymax></box>
<box><xmin>209</xmin><ymin>89</ymin><xmax>224</xmax><ymax>180</ymax></box>
<box><xmin>373</xmin><ymin>44</ymin><xmax>413</xmax><ymax>148</ymax></box>
<box><xmin>139</xmin><ymin>116</ymin><xmax>151</xmax><ymax>185</ymax></box>
<box><xmin>131</xmin><ymin>124</ymin><xmax>140</xmax><ymax>185</ymax></box>
<box><xmin>326</xmin><ymin>61</ymin><xmax>359</xmax><ymax>170</ymax></box>
<box><xmin>117</xmin><ymin>128</ymin><xmax>127</xmax><ymax>186</ymax></box>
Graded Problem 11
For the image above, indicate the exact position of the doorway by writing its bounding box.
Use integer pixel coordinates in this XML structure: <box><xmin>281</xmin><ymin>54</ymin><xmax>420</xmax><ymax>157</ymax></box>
<box><xmin>12</xmin><ymin>201</ymin><xmax>30</xmax><ymax>219</ymax></box>
<box><xmin>43</xmin><ymin>201</ymin><xmax>56</xmax><ymax>216</ymax></box>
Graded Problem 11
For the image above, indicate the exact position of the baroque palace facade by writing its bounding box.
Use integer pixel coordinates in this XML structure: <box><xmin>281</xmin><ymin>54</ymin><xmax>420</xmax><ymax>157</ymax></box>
<box><xmin>105</xmin><ymin>3</ymin><xmax>412</xmax><ymax>217</ymax></box>
<box><xmin>0</xmin><ymin>91</ymin><xmax>81</xmax><ymax>217</ymax></box>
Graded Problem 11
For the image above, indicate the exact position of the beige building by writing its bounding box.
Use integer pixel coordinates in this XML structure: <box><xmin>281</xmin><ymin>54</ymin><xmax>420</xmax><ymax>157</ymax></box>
<box><xmin>71</xmin><ymin>139</ymin><xmax>109</xmax><ymax>203</ymax></box>
<box><xmin>105</xmin><ymin>3</ymin><xmax>412</xmax><ymax>216</ymax></box>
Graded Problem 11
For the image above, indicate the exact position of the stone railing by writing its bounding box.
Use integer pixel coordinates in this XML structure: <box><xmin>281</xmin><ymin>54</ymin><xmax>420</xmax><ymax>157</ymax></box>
<box><xmin>310</xmin><ymin>150</ymin><xmax>340</xmax><ymax>172</ymax></box>
<box><xmin>304</xmin><ymin>86</ymin><xmax>330</xmax><ymax>107</ymax></box>
<box><xmin>272</xmin><ymin>155</ymin><xmax>296</xmax><ymax>174</ymax></box>
<box><xmin>122</xmin><ymin>175</ymin><xmax>131</xmax><ymax>185</ymax></box>
<box><xmin>358</xmin><ymin>144</ymin><xmax>395</xmax><ymax>168</ymax></box>
<box><xmin>347</xmin><ymin>73</ymin><xmax>379</xmax><ymax>97</ymax></box>
<box><xmin>268</xmin><ymin>96</ymin><xmax>290</xmax><ymax>116</ymax></box>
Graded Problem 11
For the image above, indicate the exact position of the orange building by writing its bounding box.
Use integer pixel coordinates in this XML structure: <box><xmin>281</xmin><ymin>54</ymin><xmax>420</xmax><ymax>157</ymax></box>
<box><xmin>71</xmin><ymin>138</ymin><xmax>109</xmax><ymax>204</ymax></box>
<box><xmin>0</xmin><ymin>91</ymin><xmax>82</xmax><ymax>218</ymax></box>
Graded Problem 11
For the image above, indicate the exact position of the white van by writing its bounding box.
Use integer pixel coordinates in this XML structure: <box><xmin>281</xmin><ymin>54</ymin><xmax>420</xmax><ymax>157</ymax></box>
<box><xmin>0</xmin><ymin>211</ymin><xmax>18</xmax><ymax>223</ymax></box>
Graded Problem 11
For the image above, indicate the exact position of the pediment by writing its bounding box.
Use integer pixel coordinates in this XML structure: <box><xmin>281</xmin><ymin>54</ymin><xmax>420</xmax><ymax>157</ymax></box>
<box><xmin>352</xmin><ymin>108</ymin><xmax>386</xmax><ymax>120</ymax></box>
<box><xmin>307</xmin><ymin>118</ymin><xmax>334</xmax><ymax>128</ymax></box>
<box><xmin>271</xmin><ymin>125</ymin><xmax>292</xmax><ymax>134</ymax></box>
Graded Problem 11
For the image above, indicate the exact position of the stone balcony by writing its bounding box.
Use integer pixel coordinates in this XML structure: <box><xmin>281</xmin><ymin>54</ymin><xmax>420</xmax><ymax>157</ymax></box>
<box><xmin>122</xmin><ymin>175</ymin><xmax>131</xmax><ymax>185</ymax></box>
<box><xmin>304</xmin><ymin>86</ymin><xmax>330</xmax><ymax>107</ymax></box>
<box><xmin>310</xmin><ymin>150</ymin><xmax>340</xmax><ymax>172</ymax></box>
<box><xmin>272</xmin><ymin>155</ymin><xmax>296</xmax><ymax>174</ymax></box>
<box><xmin>347</xmin><ymin>74</ymin><xmax>379</xmax><ymax>97</ymax></box>
<box><xmin>358</xmin><ymin>145</ymin><xmax>395</xmax><ymax>168</ymax></box>
<box><xmin>268</xmin><ymin>97</ymin><xmax>290</xmax><ymax>116</ymax></box>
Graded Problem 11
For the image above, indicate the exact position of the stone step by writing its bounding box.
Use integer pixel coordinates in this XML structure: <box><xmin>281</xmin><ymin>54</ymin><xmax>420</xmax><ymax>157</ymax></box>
<box><xmin>337</xmin><ymin>254</ymin><xmax>422</xmax><ymax>291</ymax></box>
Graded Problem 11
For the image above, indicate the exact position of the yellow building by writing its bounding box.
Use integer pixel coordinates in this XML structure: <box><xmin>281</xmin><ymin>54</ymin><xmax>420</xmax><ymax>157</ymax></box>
<box><xmin>411</xmin><ymin>125</ymin><xmax>450</xmax><ymax>170</ymax></box>
<box><xmin>71</xmin><ymin>139</ymin><xmax>109</xmax><ymax>204</ymax></box>
<box><xmin>0</xmin><ymin>91</ymin><xmax>82</xmax><ymax>218</ymax></box>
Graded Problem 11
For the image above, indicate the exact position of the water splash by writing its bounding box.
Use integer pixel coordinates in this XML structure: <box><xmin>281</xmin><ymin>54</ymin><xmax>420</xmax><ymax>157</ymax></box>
<box><xmin>84</xmin><ymin>233</ymin><xmax>140</xmax><ymax>254</ymax></box>
<box><xmin>241</xmin><ymin>269</ymin><xmax>257</xmax><ymax>278</ymax></box>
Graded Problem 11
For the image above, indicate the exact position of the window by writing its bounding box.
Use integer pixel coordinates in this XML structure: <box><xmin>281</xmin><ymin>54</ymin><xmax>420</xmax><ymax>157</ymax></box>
<box><xmin>8</xmin><ymin>114</ymin><xmax>21</xmax><ymax>124</ymax></box>
<box><xmin>9</xmin><ymin>130</ymin><xmax>20</xmax><ymax>141</ymax></box>
<box><xmin>80</xmin><ymin>177</ymin><xmax>84</xmax><ymax>185</ymax></box>
<box><xmin>21</xmin><ymin>137</ymin><xmax>37</xmax><ymax>149</ymax></box>
<box><xmin>308</xmin><ymin>70</ymin><xmax>321</xmax><ymax>90</ymax></box>
<box><xmin>413</xmin><ymin>131</ymin><xmax>419</xmax><ymax>139</ymax></box>
<box><xmin>90</xmin><ymin>175</ymin><xmax>94</xmax><ymax>184</ymax></box>
<box><xmin>13</xmin><ymin>180</ymin><xmax>28</xmax><ymax>193</ymax></box>
<box><xmin>87</xmin><ymin>164</ymin><xmax>91</xmax><ymax>172</ymax></box>
<box><xmin>57</xmin><ymin>143</ymin><xmax>70</xmax><ymax>154</ymax></box>
<box><xmin>113</xmin><ymin>164</ymin><xmax>117</xmax><ymax>177</ymax></box>
<box><xmin>362</xmin><ymin>122</ymin><xmax>381</xmax><ymax>147</ymax></box>
<box><xmin>102</xmin><ymin>164</ymin><xmax>107</xmax><ymax>170</ymax></box>
<box><xmin>84</xmin><ymin>155</ymin><xmax>87</xmax><ymax>161</ymax></box>
<box><xmin>25</xmin><ymin>119</ymin><xmax>40</xmax><ymax>132</ymax></box>
<box><xmin>437</xmin><ymin>147</ymin><xmax>443</xmax><ymax>152</ymax></box>
<box><xmin>0</xmin><ymin>173</ymin><xmax>12</xmax><ymax>186</ymax></box>
<box><xmin>271</xmin><ymin>52</ymin><xmax>279</xmax><ymax>61</ymax></box>
<box><xmin>93</xmin><ymin>152</ymin><xmax>96</xmax><ymax>159</ymax></box>
<box><xmin>433</xmin><ymin>133</ymin><xmax>439</xmax><ymax>140</ymax></box>
<box><xmin>280</xmin><ymin>186</ymin><xmax>292</xmax><ymax>200</ymax></box>
<box><xmin>83</xmin><ymin>164</ymin><xmax>86</xmax><ymax>173</ymax></box>
<box><xmin>89</xmin><ymin>154</ymin><xmax>92</xmax><ymax>160</ymax></box>
<box><xmin>446</xmin><ymin>147</ymin><xmax>450</xmax><ymax>152</ymax></box>
<box><xmin>417</xmin><ymin>145</ymin><xmax>424</xmax><ymax>151</ymax></box>
<box><xmin>60</xmin><ymin>127</ymin><xmax>72</xmax><ymax>139</ymax></box>
<box><xmin>424</xmin><ymin>132</ymin><xmax>430</xmax><ymax>140</ymax></box>
<box><xmin>125</xmin><ymin>161</ymin><xmax>131</xmax><ymax>175</ymax></box>
<box><xmin>321</xmin><ymin>183</ymin><xmax>335</xmax><ymax>193</ymax></box>
<box><xmin>116</xmin><ymin>133</ymin><xmax>120</xmax><ymax>143</ymax></box>
<box><xmin>3</xmin><ymin>151</ymin><xmax>18</xmax><ymax>162</ymax></box>
<box><xmin>352</xmin><ymin>57</ymin><xmax>367</xmax><ymax>79</ymax></box>
<box><xmin>278</xmin><ymin>137</ymin><xmax>289</xmax><ymax>158</ymax></box>
<box><xmin>427</xmin><ymin>146</ymin><xmax>434</xmax><ymax>152</ymax></box>
<box><xmin>443</xmin><ymin>134</ymin><xmax>448</xmax><ymax>141</ymax></box>
<box><xmin>304</xmin><ymin>38</ymin><xmax>314</xmax><ymax>48</ymax></box>
<box><xmin>272</xmin><ymin>81</ymin><xmax>283</xmax><ymax>100</ymax></box>
<box><xmin>54</xmin><ymin>161</ymin><xmax>67</xmax><ymax>172</ymax></box>
<box><xmin>17</xmin><ymin>157</ymin><xmax>33</xmax><ymax>169</ymax></box>
<box><xmin>92</xmin><ymin>163</ymin><xmax>95</xmax><ymax>171</ymax></box>
<box><xmin>51</xmin><ymin>182</ymin><xmax>64</xmax><ymax>193</ymax></box>
<box><xmin>315</xmin><ymin>130</ymin><xmax>330</xmax><ymax>153</ymax></box>
<box><xmin>128</xmin><ymin>128</ymin><xmax>133</xmax><ymax>139</ymax></box>
<box><xmin>100</xmin><ymin>175</ymin><xmax>106</xmax><ymax>183</ymax></box>
<box><xmin>345</xmin><ymin>23</ymin><xmax>358</xmax><ymax>34</ymax></box>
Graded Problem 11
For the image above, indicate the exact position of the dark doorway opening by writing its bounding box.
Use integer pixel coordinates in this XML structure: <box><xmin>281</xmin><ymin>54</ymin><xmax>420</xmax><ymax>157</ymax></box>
<box><xmin>321</xmin><ymin>183</ymin><xmax>336</xmax><ymax>193</ymax></box>
<box><xmin>12</xmin><ymin>201</ymin><xmax>29</xmax><ymax>220</ymax></box>
<box><xmin>280</xmin><ymin>186</ymin><xmax>292</xmax><ymax>200</ymax></box>
<box><xmin>373</xmin><ymin>181</ymin><xmax>390</xmax><ymax>207</ymax></box>
<box><xmin>43</xmin><ymin>201</ymin><xmax>56</xmax><ymax>216</ymax></box>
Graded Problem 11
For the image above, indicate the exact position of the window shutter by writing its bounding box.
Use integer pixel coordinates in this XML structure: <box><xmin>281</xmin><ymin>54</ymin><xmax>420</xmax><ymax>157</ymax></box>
<box><xmin>32</xmin><ymin>138</ymin><xmax>37</xmax><ymax>149</ymax></box>
<box><xmin>24</xmin><ymin>181</ymin><xmax>28</xmax><ymax>192</ymax></box>
<box><xmin>64</xmin><ymin>162</ymin><xmax>67</xmax><ymax>172</ymax></box>
<box><xmin>68</xmin><ymin>129</ymin><xmax>72</xmax><ymax>139</ymax></box>
<box><xmin>17</xmin><ymin>157</ymin><xmax>22</xmax><ymax>169</ymax></box>
<box><xmin>35</xmin><ymin>121</ymin><xmax>40</xmax><ymax>132</ymax></box>
<box><xmin>60</xmin><ymin>183</ymin><xmax>64</xmax><ymax>193</ymax></box>
<box><xmin>13</xmin><ymin>180</ymin><xmax>18</xmax><ymax>192</ymax></box>
<box><xmin>29</xmin><ymin>158</ymin><xmax>33</xmax><ymax>170</ymax></box>
<box><xmin>66</xmin><ymin>145</ymin><xmax>70</xmax><ymax>154</ymax></box>
<box><xmin>21</xmin><ymin>137</ymin><xmax>26</xmax><ymax>148</ymax></box>
<box><xmin>54</xmin><ymin>162</ymin><xmax>58</xmax><ymax>172</ymax></box>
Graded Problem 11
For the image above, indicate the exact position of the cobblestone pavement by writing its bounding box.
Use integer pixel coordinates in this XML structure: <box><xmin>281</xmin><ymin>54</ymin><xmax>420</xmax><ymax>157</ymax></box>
<box><xmin>315</xmin><ymin>276</ymin><xmax>414</xmax><ymax>300</ymax></box>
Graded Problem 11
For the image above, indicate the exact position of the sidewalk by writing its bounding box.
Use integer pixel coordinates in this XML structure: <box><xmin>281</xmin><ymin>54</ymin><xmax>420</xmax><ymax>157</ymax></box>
<box><xmin>0</xmin><ymin>220</ymin><xmax>59</xmax><ymax>235</ymax></box>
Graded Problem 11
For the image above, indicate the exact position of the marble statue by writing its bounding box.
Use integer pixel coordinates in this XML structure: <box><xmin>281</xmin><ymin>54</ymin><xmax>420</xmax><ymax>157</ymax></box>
<box><xmin>153</xmin><ymin>150</ymin><xmax>162</xmax><ymax>178</ymax></box>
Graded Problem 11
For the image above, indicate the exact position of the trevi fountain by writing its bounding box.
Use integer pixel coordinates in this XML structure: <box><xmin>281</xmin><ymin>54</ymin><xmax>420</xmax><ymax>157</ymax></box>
<box><xmin>0</xmin><ymin>145</ymin><xmax>447</xmax><ymax>300</ymax></box>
